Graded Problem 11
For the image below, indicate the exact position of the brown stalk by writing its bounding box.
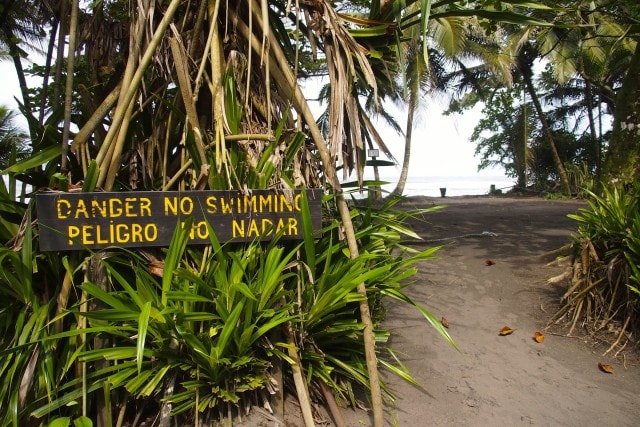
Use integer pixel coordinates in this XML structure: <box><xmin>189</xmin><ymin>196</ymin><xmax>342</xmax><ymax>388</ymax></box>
<box><xmin>567</xmin><ymin>299</ymin><xmax>584</xmax><ymax>336</ymax></box>
<box><xmin>168</xmin><ymin>33</ymin><xmax>208</xmax><ymax>166</ymax></box>
<box><xmin>97</xmin><ymin>0</ymin><xmax>183</xmax><ymax>189</ymax></box>
<box><xmin>73</xmin><ymin>83</ymin><xmax>120</xmax><ymax>151</ymax></box>
<box><xmin>60</xmin><ymin>0</ymin><xmax>79</xmax><ymax>172</ymax></box>
<box><xmin>603</xmin><ymin>315</ymin><xmax>632</xmax><ymax>356</ymax></box>
<box><xmin>246</xmin><ymin>6</ymin><xmax>385</xmax><ymax>425</ymax></box>
<box><xmin>319</xmin><ymin>381</ymin><xmax>346</xmax><ymax>427</ymax></box>
<box><xmin>284</xmin><ymin>323</ymin><xmax>315</xmax><ymax>427</ymax></box>
<box><xmin>94</xmin><ymin>1</ymin><xmax>146</xmax><ymax>172</ymax></box>
<box><xmin>206</xmin><ymin>1</ymin><xmax>229</xmax><ymax>175</ymax></box>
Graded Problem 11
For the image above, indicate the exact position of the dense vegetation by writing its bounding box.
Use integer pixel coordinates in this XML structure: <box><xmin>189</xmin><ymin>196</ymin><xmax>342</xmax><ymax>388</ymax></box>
<box><xmin>0</xmin><ymin>1</ymin><xmax>639</xmax><ymax>426</ymax></box>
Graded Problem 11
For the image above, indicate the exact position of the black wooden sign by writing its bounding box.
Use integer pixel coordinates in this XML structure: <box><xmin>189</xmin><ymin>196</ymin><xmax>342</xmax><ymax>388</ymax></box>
<box><xmin>36</xmin><ymin>189</ymin><xmax>323</xmax><ymax>251</ymax></box>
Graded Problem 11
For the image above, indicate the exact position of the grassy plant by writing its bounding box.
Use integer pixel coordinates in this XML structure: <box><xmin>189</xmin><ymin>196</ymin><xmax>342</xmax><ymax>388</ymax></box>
<box><xmin>552</xmin><ymin>186</ymin><xmax>640</xmax><ymax>354</ymax></box>
<box><xmin>294</xmin><ymin>191</ymin><xmax>452</xmax><ymax>407</ymax></box>
<box><xmin>0</xmin><ymin>188</ymin><xmax>453</xmax><ymax>424</ymax></box>
<box><xmin>565</xmin><ymin>162</ymin><xmax>597</xmax><ymax>197</ymax></box>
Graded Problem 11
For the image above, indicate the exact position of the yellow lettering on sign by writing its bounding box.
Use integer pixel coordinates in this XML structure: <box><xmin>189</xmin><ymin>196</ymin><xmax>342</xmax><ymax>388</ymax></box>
<box><xmin>165</xmin><ymin>197</ymin><xmax>178</xmax><ymax>215</ymax></box>
<box><xmin>279</xmin><ymin>194</ymin><xmax>293</xmax><ymax>212</ymax></box>
<box><xmin>220</xmin><ymin>197</ymin><xmax>233</xmax><ymax>214</ymax></box>
<box><xmin>243</xmin><ymin>195</ymin><xmax>257</xmax><ymax>213</ymax></box>
<box><xmin>247</xmin><ymin>219</ymin><xmax>260</xmax><ymax>237</ymax></box>
<box><xmin>68</xmin><ymin>225</ymin><xmax>80</xmax><ymax>243</ymax></box>
<box><xmin>230</xmin><ymin>217</ymin><xmax>299</xmax><ymax>239</ymax></box>
<box><xmin>125</xmin><ymin>197</ymin><xmax>137</xmax><ymax>217</ymax></box>
<box><xmin>115</xmin><ymin>223</ymin><xmax>129</xmax><ymax>242</ymax></box>
<box><xmin>294</xmin><ymin>193</ymin><xmax>302</xmax><ymax>211</ymax></box>
<box><xmin>66</xmin><ymin>223</ymin><xmax>158</xmax><ymax>246</ymax></box>
<box><xmin>287</xmin><ymin>217</ymin><xmax>298</xmax><ymax>235</ymax></box>
<box><xmin>164</xmin><ymin>196</ymin><xmax>193</xmax><ymax>215</ymax></box>
<box><xmin>182</xmin><ymin>221</ymin><xmax>209</xmax><ymax>240</ymax></box>
<box><xmin>259</xmin><ymin>195</ymin><xmax>271</xmax><ymax>213</ymax></box>
<box><xmin>57</xmin><ymin>199</ymin><xmax>71</xmax><ymax>219</ymax></box>
<box><xmin>232</xmin><ymin>220</ymin><xmax>244</xmax><ymax>238</ymax></box>
<box><xmin>75</xmin><ymin>199</ymin><xmax>89</xmax><ymax>219</ymax></box>
<box><xmin>139</xmin><ymin>197</ymin><xmax>151</xmax><ymax>216</ymax></box>
<box><xmin>109</xmin><ymin>199</ymin><xmax>123</xmax><ymax>217</ymax></box>
<box><xmin>57</xmin><ymin>197</ymin><xmax>153</xmax><ymax>220</ymax></box>
<box><xmin>91</xmin><ymin>199</ymin><xmax>107</xmax><ymax>217</ymax></box>
<box><xmin>206</xmin><ymin>196</ymin><xmax>218</xmax><ymax>213</ymax></box>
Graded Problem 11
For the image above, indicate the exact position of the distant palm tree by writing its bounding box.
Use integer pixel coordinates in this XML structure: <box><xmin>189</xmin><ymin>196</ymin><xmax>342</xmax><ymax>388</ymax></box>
<box><xmin>391</xmin><ymin>13</ymin><xmax>512</xmax><ymax>196</ymax></box>
<box><xmin>0</xmin><ymin>105</ymin><xmax>29</xmax><ymax>170</ymax></box>
<box><xmin>0</xmin><ymin>0</ymin><xmax>49</xmax><ymax>112</ymax></box>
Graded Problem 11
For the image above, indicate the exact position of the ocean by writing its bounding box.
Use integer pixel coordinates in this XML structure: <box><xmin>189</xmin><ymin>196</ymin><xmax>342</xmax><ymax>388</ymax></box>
<box><xmin>350</xmin><ymin>174</ymin><xmax>516</xmax><ymax>198</ymax></box>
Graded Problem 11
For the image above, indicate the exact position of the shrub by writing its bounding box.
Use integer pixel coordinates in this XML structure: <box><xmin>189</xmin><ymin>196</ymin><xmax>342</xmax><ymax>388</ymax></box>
<box><xmin>555</xmin><ymin>186</ymin><xmax>640</xmax><ymax>353</ymax></box>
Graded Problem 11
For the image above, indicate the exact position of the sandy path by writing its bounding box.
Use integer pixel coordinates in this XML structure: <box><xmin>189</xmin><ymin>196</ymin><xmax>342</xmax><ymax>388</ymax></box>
<box><xmin>373</xmin><ymin>196</ymin><xmax>640</xmax><ymax>426</ymax></box>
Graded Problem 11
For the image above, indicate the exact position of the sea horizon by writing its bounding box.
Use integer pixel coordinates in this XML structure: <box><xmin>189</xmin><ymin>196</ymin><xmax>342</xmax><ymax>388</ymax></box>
<box><xmin>349</xmin><ymin>174</ymin><xmax>516</xmax><ymax>198</ymax></box>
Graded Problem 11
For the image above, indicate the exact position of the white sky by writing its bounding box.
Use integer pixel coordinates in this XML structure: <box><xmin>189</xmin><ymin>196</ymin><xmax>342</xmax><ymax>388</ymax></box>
<box><xmin>368</xmin><ymin>98</ymin><xmax>494</xmax><ymax>177</ymax></box>
<box><xmin>302</xmin><ymin>77</ymin><xmax>505</xmax><ymax>178</ymax></box>
<box><xmin>0</xmin><ymin>60</ymin><xmax>505</xmax><ymax>179</ymax></box>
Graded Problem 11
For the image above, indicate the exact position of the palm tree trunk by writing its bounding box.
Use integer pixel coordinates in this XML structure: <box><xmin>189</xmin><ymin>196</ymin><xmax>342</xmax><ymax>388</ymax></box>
<box><xmin>53</xmin><ymin>1</ymin><xmax>68</xmax><ymax>105</ymax></box>
<box><xmin>583</xmin><ymin>79</ymin><xmax>601</xmax><ymax>180</ymax></box>
<box><xmin>38</xmin><ymin>19</ymin><xmax>58</xmax><ymax>126</ymax></box>
<box><xmin>391</xmin><ymin>92</ymin><xmax>415</xmax><ymax>197</ymax></box>
<box><xmin>2</xmin><ymin>26</ymin><xmax>37</xmax><ymax>141</ymax></box>
<box><xmin>60</xmin><ymin>0</ymin><xmax>79</xmax><ymax>173</ymax></box>
<box><xmin>521</xmin><ymin>71</ymin><xmax>571</xmax><ymax>194</ymax></box>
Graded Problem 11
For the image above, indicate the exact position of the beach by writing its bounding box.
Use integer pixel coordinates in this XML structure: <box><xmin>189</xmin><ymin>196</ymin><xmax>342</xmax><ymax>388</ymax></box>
<box><xmin>243</xmin><ymin>195</ymin><xmax>640</xmax><ymax>426</ymax></box>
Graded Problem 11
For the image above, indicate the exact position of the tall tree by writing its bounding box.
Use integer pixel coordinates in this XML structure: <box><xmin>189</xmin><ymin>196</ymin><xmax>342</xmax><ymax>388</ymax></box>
<box><xmin>513</xmin><ymin>42</ymin><xmax>572</xmax><ymax>194</ymax></box>
<box><xmin>0</xmin><ymin>0</ymin><xmax>50</xmax><ymax>119</ymax></box>
<box><xmin>0</xmin><ymin>105</ymin><xmax>28</xmax><ymax>169</ymax></box>
<box><xmin>604</xmin><ymin>41</ymin><xmax>640</xmax><ymax>182</ymax></box>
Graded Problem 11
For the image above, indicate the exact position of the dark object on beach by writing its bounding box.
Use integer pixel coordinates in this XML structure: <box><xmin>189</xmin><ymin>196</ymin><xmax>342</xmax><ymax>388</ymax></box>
<box><xmin>440</xmin><ymin>188</ymin><xmax>447</xmax><ymax>197</ymax></box>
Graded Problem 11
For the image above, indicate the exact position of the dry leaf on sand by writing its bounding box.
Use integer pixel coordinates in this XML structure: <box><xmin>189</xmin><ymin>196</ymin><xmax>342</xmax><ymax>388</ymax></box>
<box><xmin>485</xmin><ymin>259</ymin><xmax>496</xmax><ymax>266</ymax></box>
<box><xmin>499</xmin><ymin>326</ymin><xmax>515</xmax><ymax>336</ymax></box>
<box><xmin>441</xmin><ymin>317</ymin><xmax>449</xmax><ymax>329</ymax></box>
<box><xmin>598</xmin><ymin>363</ymin><xmax>614</xmax><ymax>374</ymax></box>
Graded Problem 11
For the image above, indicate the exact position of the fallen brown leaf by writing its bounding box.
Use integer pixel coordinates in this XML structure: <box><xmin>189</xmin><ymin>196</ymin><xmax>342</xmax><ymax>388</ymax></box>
<box><xmin>499</xmin><ymin>326</ymin><xmax>515</xmax><ymax>336</ymax></box>
<box><xmin>441</xmin><ymin>317</ymin><xmax>449</xmax><ymax>329</ymax></box>
<box><xmin>533</xmin><ymin>331</ymin><xmax>545</xmax><ymax>343</ymax></box>
<box><xmin>598</xmin><ymin>362</ymin><xmax>614</xmax><ymax>374</ymax></box>
<box><xmin>485</xmin><ymin>259</ymin><xmax>496</xmax><ymax>266</ymax></box>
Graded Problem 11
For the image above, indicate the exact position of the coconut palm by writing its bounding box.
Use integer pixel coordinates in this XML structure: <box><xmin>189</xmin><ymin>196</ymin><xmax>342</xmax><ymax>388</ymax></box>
<box><xmin>0</xmin><ymin>1</ymin><xmax>53</xmax><ymax>114</ymax></box>
<box><xmin>0</xmin><ymin>105</ymin><xmax>29</xmax><ymax>169</ymax></box>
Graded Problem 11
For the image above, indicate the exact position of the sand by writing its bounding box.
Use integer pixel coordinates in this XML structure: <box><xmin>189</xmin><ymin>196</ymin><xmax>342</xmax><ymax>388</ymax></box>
<box><xmin>248</xmin><ymin>196</ymin><xmax>640</xmax><ymax>426</ymax></box>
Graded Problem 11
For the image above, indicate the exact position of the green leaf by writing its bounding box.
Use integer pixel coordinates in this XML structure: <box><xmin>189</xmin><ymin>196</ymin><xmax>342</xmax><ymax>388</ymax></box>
<box><xmin>82</xmin><ymin>161</ymin><xmax>99</xmax><ymax>192</ymax></box>
<box><xmin>162</xmin><ymin>218</ymin><xmax>191</xmax><ymax>306</ymax></box>
<box><xmin>139</xmin><ymin>365</ymin><xmax>172</xmax><ymax>397</ymax></box>
<box><xmin>421</xmin><ymin>0</ymin><xmax>432</xmax><ymax>64</ymax></box>
<box><xmin>73</xmin><ymin>417</ymin><xmax>93</xmax><ymax>427</ymax></box>
<box><xmin>46</xmin><ymin>417</ymin><xmax>71</xmax><ymax>427</ymax></box>
<box><xmin>216</xmin><ymin>300</ymin><xmax>244</xmax><ymax>357</ymax></box>
<box><xmin>137</xmin><ymin>301</ymin><xmax>152</xmax><ymax>373</ymax></box>
<box><xmin>300</xmin><ymin>189</ymin><xmax>317</xmax><ymax>274</ymax></box>
<box><xmin>1</xmin><ymin>145</ymin><xmax>60</xmax><ymax>175</ymax></box>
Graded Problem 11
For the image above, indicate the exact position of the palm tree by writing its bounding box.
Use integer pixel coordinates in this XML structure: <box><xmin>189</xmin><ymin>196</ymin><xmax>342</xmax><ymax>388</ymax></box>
<box><xmin>512</xmin><ymin>41</ymin><xmax>572</xmax><ymax>194</ymax></box>
<box><xmin>390</xmin><ymin>10</ymin><xmax>514</xmax><ymax>196</ymax></box>
<box><xmin>0</xmin><ymin>105</ymin><xmax>29</xmax><ymax>169</ymax></box>
<box><xmin>0</xmin><ymin>0</ymin><xmax>50</xmax><ymax>113</ymax></box>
